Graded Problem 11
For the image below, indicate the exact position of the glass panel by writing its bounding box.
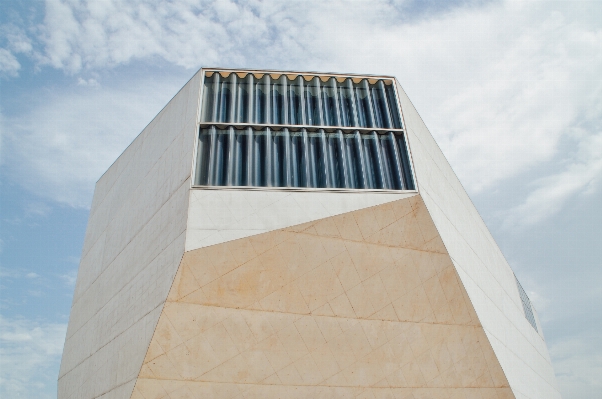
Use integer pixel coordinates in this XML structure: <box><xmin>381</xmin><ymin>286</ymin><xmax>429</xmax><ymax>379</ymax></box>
<box><xmin>516</xmin><ymin>276</ymin><xmax>539</xmax><ymax>332</ymax></box>
<box><xmin>202</xmin><ymin>72</ymin><xmax>402</xmax><ymax>129</ymax></box>
<box><xmin>386</xmin><ymin>83</ymin><xmax>402</xmax><ymax>129</ymax></box>
<box><xmin>198</xmin><ymin>71</ymin><xmax>413</xmax><ymax>190</ymax></box>
<box><xmin>197</xmin><ymin>127</ymin><xmax>413</xmax><ymax>190</ymax></box>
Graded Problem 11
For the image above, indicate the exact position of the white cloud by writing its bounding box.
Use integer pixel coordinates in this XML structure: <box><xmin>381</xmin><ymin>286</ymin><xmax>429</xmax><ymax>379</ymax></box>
<box><xmin>25</xmin><ymin>272</ymin><xmax>40</xmax><ymax>279</ymax></box>
<box><xmin>76</xmin><ymin>77</ymin><xmax>99</xmax><ymax>87</ymax></box>
<box><xmin>24</xmin><ymin>201</ymin><xmax>53</xmax><ymax>218</ymax></box>
<box><xmin>9</xmin><ymin>0</ymin><xmax>598</xmax><ymax>222</ymax></box>
<box><xmin>2</xmin><ymin>79</ymin><xmax>181</xmax><ymax>207</ymax></box>
<box><xmin>550</xmin><ymin>329</ymin><xmax>602</xmax><ymax>399</ymax></box>
<box><xmin>0</xmin><ymin>48</ymin><xmax>20</xmax><ymax>76</ymax></box>
<box><xmin>1</xmin><ymin>24</ymin><xmax>34</xmax><ymax>55</ymax></box>
<box><xmin>60</xmin><ymin>268</ymin><xmax>78</xmax><ymax>287</ymax></box>
<box><xmin>0</xmin><ymin>315</ymin><xmax>67</xmax><ymax>399</ymax></box>
<box><xmin>503</xmin><ymin>131</ymin><xmax>602</xmax><ymax>228</ymax></box>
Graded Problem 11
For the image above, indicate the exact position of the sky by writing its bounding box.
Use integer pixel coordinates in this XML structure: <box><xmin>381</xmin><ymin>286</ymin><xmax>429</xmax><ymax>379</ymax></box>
<box><xmin>0</xmin><ymin>0</ymin><xmax>600</xmax><ymax>398</ymax></box>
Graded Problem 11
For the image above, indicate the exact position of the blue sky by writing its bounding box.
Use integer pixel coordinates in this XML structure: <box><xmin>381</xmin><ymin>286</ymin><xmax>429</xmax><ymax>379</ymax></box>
<box><xmin>1</xmin><ymin>1</ymin><xmax>601</xmax><ymax>398</ymax></box>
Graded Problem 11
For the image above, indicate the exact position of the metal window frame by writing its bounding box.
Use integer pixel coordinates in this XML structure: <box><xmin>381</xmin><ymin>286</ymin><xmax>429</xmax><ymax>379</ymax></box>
<box><xmin>191</xmin><ymin>67</ymin><xmax>418</xmax><ymax>193</ymax></box>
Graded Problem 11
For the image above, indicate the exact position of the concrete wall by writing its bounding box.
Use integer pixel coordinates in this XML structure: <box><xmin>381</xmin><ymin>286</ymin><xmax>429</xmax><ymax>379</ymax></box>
<box><xmin>185</xmin><ymin>189</ymin><xmax>417</xmax><ymax>252</ymax></box>
<box><xmin>58</xmin><ymin>70</ymin><xmax>203</xmax><ymax>399</ymax></box>
<box><xmin>396</xmin><ymin>83</ymin><xmax>561</xmax><ymax>399</ymax></box>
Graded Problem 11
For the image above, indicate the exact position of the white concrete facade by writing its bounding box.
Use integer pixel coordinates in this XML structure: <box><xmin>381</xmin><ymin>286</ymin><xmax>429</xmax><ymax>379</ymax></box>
<box><xmin>58</xmin><ymin>70</ymin><xmax>203</xmax><ymax>399</ymax></box>
<box><xmin>185</xmin><ymin>189</ymin><xmax>417</xmax><ymax>252</ymax></box>
<box><xmin>396</xmin><ymin>83</ymin><xmax>561</xmax><ymax>398</ymax></box>
<box><xmin>60</xmin><ymin>68</ymin><xmax>560</xmax><ymax>399</ymax></box>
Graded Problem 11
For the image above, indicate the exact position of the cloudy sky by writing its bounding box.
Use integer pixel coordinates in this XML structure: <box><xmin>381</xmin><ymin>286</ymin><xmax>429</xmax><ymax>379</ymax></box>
<box><xmin>1</xmin><ymin>0</ymin><xmax>601</xmax><ymax>398</ymax></box>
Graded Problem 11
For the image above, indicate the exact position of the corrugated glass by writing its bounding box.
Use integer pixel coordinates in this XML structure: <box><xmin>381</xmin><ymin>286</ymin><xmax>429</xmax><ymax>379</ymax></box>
<box><xmin>196</xmin><ymin>126</ymin><xmax>414</xmax><ymax>190</ymax></box>
<box><xmin>201</xmin><ymin>72</ymin><xmax>402</xmax><ymax>129</ymax></box>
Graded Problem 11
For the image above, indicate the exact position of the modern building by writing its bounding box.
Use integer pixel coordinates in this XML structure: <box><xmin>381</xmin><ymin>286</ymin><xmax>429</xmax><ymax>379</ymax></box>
<box><xmin>58</xmin><ymin>68</ymin><xmax>561</xmax><ymax>399</ymax></box>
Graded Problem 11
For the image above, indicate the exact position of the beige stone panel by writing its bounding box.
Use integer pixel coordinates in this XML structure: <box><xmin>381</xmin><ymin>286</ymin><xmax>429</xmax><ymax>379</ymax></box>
<box><xmin>162</xmin><ymin>302</ymin><xmax>203</xmax><ymax>343</ymax></box>
<box><xmin>143</xmin><ymin>339</ymin><xmax>165</xmax><ymax>364</ymax></box>
<box><xmin>371</xmin><ymin>202</ymin><xmax>397</xmax><ymax>230</ymax></box>
<box><xmin>329</xmin><ymin>293</ymin><xmax>358</xmax><ymax>319</ymax></box>
<box><xmin>129</xmin><ymin>196</ymin><xmax>515</xmax><ymax>399</ymax></box>
<box><xmin>423</xmin><ymin>275</ymin><xmax>455</xmax><ymax>324</ymax></box>
<box><xmin>311</xmin><ymin>342</ymin><xmax>341</xmax><ymax>380</ymax></box>
<box><xmin>294</xmin><ymin>353</ymin><xmax>324</xmax><ymax>384</ymax></box>
<box><xmin>296</xmin><ymin>261</ymin><xmax>345</xmax><ymax>312</ymax></box>
<box><xmin>145</xmin><ymin>353</ymin><xmax>181</xmax><ymax>381</ymax></box>
<box><xmin>352</xmin><ymin>206</ymin><xmax>382</xmax><ymax>240</ymax></box>
<box><xmin>253</xmin><ymin>333</ymin><xmax>292</xmax><ymax>372</ymax></box>
<box><xmin>131</xmin><ymin>382</ymin><xmax>514</xmax><ymax>399</ymax></box>
<box><xmin>369</xmin><ymin>304</ymin><xmax>399</xmax><ymax>322</ymax></box>
<box><xmin>222</xmin><ymin>312</ymin><xmax>257</xmax><ymax>352</ymax></box>
<box><xmin>129</xmin><ymin>389</ymin><xmax>146</xmax><ymax>399</ymax></box>
<box><xmin>332</xmin><ymin>212</ymin><xmax>364</xmax><ymax>241</ymax></box>
<box><xmin>346</xmin><ymin>283</ymin><xmax>377</xmax><ymax>318</ymax></box>
<box><xmin>247</xmin><ymin>229</ymin><xmax>293</xmax><ymax>256</ymax></box>
<box><xmin>259</xmin><ymin>281</ymin><xmax>311</xmax><ymax>314</ymax></box>
<box><xmin>167</xmin><ymin>385</ymin><xmax>198</xmax><ymax>399</ymax></box>
<box><xmin>276</xmin><ymin>322</ymin><xmax>311</xmax><ymax>362</ymax></box>
<box><xmin>201</xmin><ymin>249</ymin><xmax>287</xmax><ymax>309</ymax></box>
<box><xmin>181</xmin><ymin>250</ymin><xmax>220</xmax><ymax>288</ymax></box>
<box><xmin>330</xmin><ymin>251</ymin><xmax>362</xmax><ymax>292</ymax></box>
<box><xmin>345</xmin><ymin>240</ymin><xmax>382</xmax><ymax>282</ymax></box>
<box><xmin>430</xmin><ymin>342</ymin><xmax>454</xmax><ymax>377</ymax></box>
<box><xmin>319</xmin><ymin>234</ymin><xmax>349</xmax><ymax>259</ymax></box>
<box><xmin>294</xmin><ymin>316</ymin><xmax>327</xmax><ymax>352</ymax></box>
<box><xmin>277</xmin><ymin>362</ymin><xmax>305</xmax><ymax>385</ymax></box>
<box><xmin>293</xmin><ymin>232</ymin><xmax>331</xmax><ymax>270</ymax></box>
<box><xmin>400</xmin><ymin>360</ymin><xmax>427</xmax><ymax>387</ymax></box>
<box><xmin>313</xmin><ymin>216</ymin><xmax>342</xmax><ymax>238</ymax></box>
<box><xmin>152</xmin><ymin>314</ymin><xmax>184</xmax><ymax>353</ymax></box>
<box><xmin>392</xmin><ymin>285</ymin><xmax>436</xmax><ymax>323</ymax></box>
<box><xmin>421</xmin><ymin>234</ymin><xmax>447</xmax><ymax>254</ymax></box>
<box><xmin>261</xmin><ymin>372</ymin><xmax>282</xmax><ymax>385</ymax></box>
<box><xmin>313</xmin><ymin>302</ymin><xmax>336</xmax><ymax>317</ymax></box>
<box><xmin>360</xmin><ymin>319</ymin><xmax>391</xmax><ymax>350</ymax></box>
<box><xmin>135</xmin><ymin>378</ymin><xmax>168</xmax><ymax>399</ymax></box>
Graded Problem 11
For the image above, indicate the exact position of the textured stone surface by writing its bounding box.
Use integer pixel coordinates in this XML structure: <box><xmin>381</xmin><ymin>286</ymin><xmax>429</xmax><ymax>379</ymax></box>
<box><xmin>131</xmin><ymin>196</ymin><xmax>513</xmax><ymax>399</ymax></box>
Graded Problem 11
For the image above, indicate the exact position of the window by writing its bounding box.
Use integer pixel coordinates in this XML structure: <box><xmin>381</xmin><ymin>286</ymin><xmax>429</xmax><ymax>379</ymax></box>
<box><xmin>195</xmin><ymin>70</ymin><xmax>415</xmax><ymax>190</ymax></box>
<box><xmin>515</xmin><ymin>276</ymin><xmax>538</xmax><ymax>332</ymax></box>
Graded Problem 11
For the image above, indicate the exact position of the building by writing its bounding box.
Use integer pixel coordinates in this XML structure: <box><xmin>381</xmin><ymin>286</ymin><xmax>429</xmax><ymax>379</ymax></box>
<box><xmin>58</xmin><ymin>68</ymin><xmax>561</xmax><ymax>399</ymax></box>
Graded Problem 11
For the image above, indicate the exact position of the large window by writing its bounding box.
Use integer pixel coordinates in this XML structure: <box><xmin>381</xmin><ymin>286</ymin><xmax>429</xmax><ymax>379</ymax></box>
<box><xmin>200</xmin><ymin>72</ymin><xmax>402</xmax><ymax>128</ymax></box>
<box><xmin>195</xmin><ymin>70</ymin><xmax>415</xmax><ymax>190</ymax></box>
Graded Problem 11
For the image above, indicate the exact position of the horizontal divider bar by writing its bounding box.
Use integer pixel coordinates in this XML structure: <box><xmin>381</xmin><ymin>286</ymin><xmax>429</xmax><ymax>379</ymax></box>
<box><xmin>191</xmin><ymin>184</ymin><xmax>418</xmax><ymax>194</ymax></box>
<box><xmin>198</xmin><ymin>122</ymin><xmax>405</xmax><ymax>134</ymax></box>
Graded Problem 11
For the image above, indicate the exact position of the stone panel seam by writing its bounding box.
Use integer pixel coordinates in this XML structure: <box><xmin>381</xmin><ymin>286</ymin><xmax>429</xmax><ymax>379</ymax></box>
<box><xmin>131</xmin><ymin>378</ymin><xmax>509</xmax><ymax>389</ymax></box>
<box><xmin>91</xmin><ymin>377</ymin><xmax>137</xmax><ymax>399</ymax></box>
<box><xmin>159</xmin><ymin>302</ymin><xmax>487</xmax><ymax>329</ymax></box>
<box><xmin>128</xmin><ymin>252</ymin><xmax>188</xmax><ymax>399</ymax></box>
<box><xmin>58</xmin><ymin>301</ymin><xmax>165</xmax><ymax>384</ymax></box>
<box><xmin>81</xmin><ymin>118</ymin><xmax>195</xmax><ymax>263</ymax></box>
<box><xmin>70</xmin><ymin>176</ymin><xmax>190</xmax><ymax>316</ymax></box>
<box><xmin>458</xmin><ymin>266</ymin><xmax>562</xmax><ymax>393</ymax></box>
<box><xmin>407</xmin><ymin>129</ymin><xmax>523</xmax><ymax>309</ymax></box>
<box><xmin>420</xmin><ymin>187</ymin><xmax>542</xmax><ymax>344</ymax></box>
<box><xmin>59</xmin><ymin>230</ymin><xmax>187</xmax><ymax>379</ymax></box>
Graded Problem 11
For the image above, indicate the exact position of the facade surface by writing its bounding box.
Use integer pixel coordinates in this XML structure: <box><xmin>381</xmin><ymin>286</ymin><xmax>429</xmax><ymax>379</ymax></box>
<box><xmin>59</xmin><ymin>68</ymin><xmax>561</xmax><ymax>399</ymax></box>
